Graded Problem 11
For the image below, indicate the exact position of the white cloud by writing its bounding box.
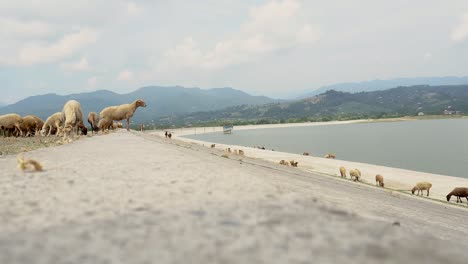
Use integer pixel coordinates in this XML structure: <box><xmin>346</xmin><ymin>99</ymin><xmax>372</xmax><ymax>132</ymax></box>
<box><xmin>0</xmin><ymin>18</ymin><xmax>53</xmax><ymax>38</ymax></box>
<box><xmin>60</xmin><ymin>57</ymin><xmax>90</xmax><ymax>71</ymax></box>
<box><xmin>157</xmin><ymin>0</ymin><xmax>319</xmax><ymax>72</ymax></box>
<box><xmin>17</xmin><ymin>28</ymin><xmax>98</xmax><ymax>65</ymax></box>
<box><xmin>117</xmin><ymin>70</ymin><xmax>134</xmax><ymax>81</ymax></box>
<box><xmin>452</xmin><ymin>13</ymin><xmax>468</xmax><ymax>42</ymax></box>
<box><xmin>87</xmin><ymin>76</ymin><xmax>98</xmax><ymax>89</ymax></box>
<box><xmin>126</xmin><ymin>2</ymin><xmax>142</xmax><ymax>16</ymax></box>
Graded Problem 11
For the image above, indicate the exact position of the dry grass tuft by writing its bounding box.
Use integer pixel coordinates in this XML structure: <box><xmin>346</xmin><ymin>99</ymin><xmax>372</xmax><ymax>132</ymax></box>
<box><xmin>17</xmin><ymin>156</ymin><xmax>43</xmax><ymax>172</ymax></box>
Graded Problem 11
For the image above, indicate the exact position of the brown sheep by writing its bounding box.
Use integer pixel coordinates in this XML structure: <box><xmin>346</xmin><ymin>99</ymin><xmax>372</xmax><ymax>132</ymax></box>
<box><xmin>238</xmin><ymin>150</ymin><xmax>244</xmax><ymax>156</ymax></box>
<box><xmin>339</xmin><ymin>166</ymin><xmax>346</xmax><ymax>178</ymax></box>
<box><xmin>446</xmin><ymin>187</ymin><xmax>468</xmax><ymax>204</ymax></box>
<box><xmin>290</xmin><ymin>160</ymin><xmax>298</xmax><ymax>167</ymax></box>
<box><xmin>98</xmin><ymin>118</ymin><xmax>113</xmax><ymax>132</ymax></box>
<box><xmin>349</xmin><ymin>169</ymin><xmax>361</xmax><ymax>182</ymax></box>
<box><xmin>324</xmin><ymin>153</ymin><xmax>336</xmax><ymax>159</ymax></box>
<box><xmin>279</xmin><ymin>160</ymin><xmax>290</xmax><ymax>166</ymax></box>
<box><xmin>0</xmin><ymin>114</ymin><xmax>24</xmax><ymax>137</ymax></box>
<box><xmin>210</xmin><ymin>144</ymin><xmax>216</xmax><ymax>148</ymax></box>
<box><xmin>100</xmin><ymin>99</ymin><xmax>147</xmax><ymax>131</ymax></box>
<box><xmin>87</xmin><ymin>112</ymin><xmax>99</xmax><ymax>134</ymax></box>
<box><xmin>303</xmin><ymin>152</ymin><xmax>310</xmax><ymax>156</ymax></box>
<box><xmin>412</xmin><ymin>182</ymin><xmax>432</xmax><ymax>196</ymax></box>
<box><xmin>375</xmin><ymin>174</ymin><xmax>384</xmax><ymax>187</ymax></box>
<box><xmin>20</xmin><ymin>115</ymin><xmax>44</xmax><ymax>137</ymax></box>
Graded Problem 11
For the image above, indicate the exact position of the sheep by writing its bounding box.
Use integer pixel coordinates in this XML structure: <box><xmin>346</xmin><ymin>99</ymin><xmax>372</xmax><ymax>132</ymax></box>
<box><xmin>98</xmin><ymin>118</ymin><xmax>113</xmax><ymax>132</ymax></box>
<box><xmin>375</xmin><ymin>174</ymin><xmax>384</xmax><ymax>187</ymax></box>
<box><xmin>140</xmin><ymin>124</ymin><xmax>145</xmax><ymax>132</ymax></box>
<box><xmin>349</xmin><ymin>169</ymin><xmax>361</xmax><ymax>182</ymax></box>
<box><xmin>210</xmin><ymin>144</ymin><xmax>216</xmax><ymax>148</ymax></box>
<box><xmin>41</xmin><ymin>112</ymin><xmax>63</xmax><ymax>137</ymax></box>
<box><xmin>339</xmin><ymin>166</ymin><xmax>346</xmax><ymax>178</ymax></box>
<box><xmin>19</xmin><ymin>115</ymin><xmax>44</xmax><ymax>137</ymax></box>
<box><xmin>324</xmin><ymin>153</ymin><xmax>336</xmax><ymax>159</ymax></box>
<box><xmin>279</xmin><ymin>160</ymin><xmax>290</xmax><ymax>166</ymax></box>
<box><xmin>238</xmin><ymin>150</ymin><xmax>244</xmax><ymax>156</ymax></box>
<box><xmin>61</xmin><ymin>100</ymin><xmax>85</xmax><ymax>138</ymax></box>
<box><xmin>87</xmin><ymin>112</ymin><xmax>99</xmax><ymax>134</ymax></box>
<box><xmin>168</xmin><ymin>133</ymin><xmax>172</xmax><ymax>139</ymax></box>
<box><xmin>290</xmin><ymin>160</ymin><xmax>298</xmax><ymax>167</ymax></box>
<box><xmin>225</xmin><ymin>148</ymin><xmax>232</xmax><ymax>153</ymax></box>
<box><xmin>303</xmin><ymin>152</ymin><xmax>310</xmax><ymax>156</ymax></box>
<box><xmin>411</xmin><ymin>182</ymin><xmax>432</xmax><ymax>196</ymax></box>
<box><xmin>100</xmin><ymin>99</ymin><xmax>147</xmax><ymax>131</ymax></box>
<box><xmin>0</xmin><ymin>114</ymin><xmax>24</xmax><ymax>137</ymax></box>
<box><xmin>446</xmin><ymin>187</ymin><xmax>468</xmax><ymax>204</ymax></box>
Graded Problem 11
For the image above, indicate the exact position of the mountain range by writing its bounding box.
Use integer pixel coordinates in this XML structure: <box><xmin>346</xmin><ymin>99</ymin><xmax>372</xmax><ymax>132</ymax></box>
<box><xmin>0</xmin><ymin>86</ymin><xmax>277</xmax><ymax>123</ymax></box>
<box><xmin>299</xmin><ymin>76</ymin><xmax>468</xmax><ymax>98</ymax></box>
<box><xmin>163</xmin><ymin>85</ymin><xmax>468</xmax><ymax>125</ymax></box>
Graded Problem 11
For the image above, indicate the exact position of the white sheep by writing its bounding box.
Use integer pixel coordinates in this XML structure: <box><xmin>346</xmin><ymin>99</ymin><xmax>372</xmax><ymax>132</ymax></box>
<box><xmin>349</xmin><ymin>169</ymin><xmax>361</xmax><ymax>182</ymax></box>
<box><xmin>411</xmin><ymin>182</ymin><xmax>432</xmax><ymax>196</ymax></box>
<box><xmin>61</xmin><ymin>100</ymin><xmax>85</xmax><ymax>138</ymax></box>
<box><xmin>0</xmin><ymin>114</ymin><xmax>24</xmax><ymax>137</ymax></box>
<box><xmin>100</xmin><ymin>99</ymin><xmax>147</xmax><ymax>131</ymax></box>
<box><xmin>41</xmin><ymin>112</ymin><xmax>63</xmax><ymax>137</ymax></box>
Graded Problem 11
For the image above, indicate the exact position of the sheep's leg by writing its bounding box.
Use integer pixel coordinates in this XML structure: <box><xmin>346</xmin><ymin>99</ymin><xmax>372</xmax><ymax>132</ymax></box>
<box><xmin>427</xmin><ymin>189</ymin><xmax>430</xmax><ymax>196</ymax></box>
<box><xmin>126</xmin><ymin>118</ymin><xmax>130</xmax><ymax>131</ymax></box>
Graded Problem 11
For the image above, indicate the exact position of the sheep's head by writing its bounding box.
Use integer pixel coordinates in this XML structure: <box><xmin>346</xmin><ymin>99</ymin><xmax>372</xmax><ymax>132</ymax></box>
<box><xmin>446</xmin><ymin>194</ymin><xmax>451</xmax><ymax>201</ymax></box>
<box><xmin>411</xmin><ymin>187</ymin><xmax>416</xmax><ymax>194</ymax></box>
<box><xmin>136</xmin><ymin>99</ymin><xmax>147</xmax><ymax>108</ymax></box>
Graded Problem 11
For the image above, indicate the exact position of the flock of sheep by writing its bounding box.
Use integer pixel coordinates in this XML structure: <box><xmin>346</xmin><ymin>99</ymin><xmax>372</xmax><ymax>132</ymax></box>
<box><xmin>0</xmin><ymin>99</ymin><xmax>147</xmax><ymax>139</ymax></box>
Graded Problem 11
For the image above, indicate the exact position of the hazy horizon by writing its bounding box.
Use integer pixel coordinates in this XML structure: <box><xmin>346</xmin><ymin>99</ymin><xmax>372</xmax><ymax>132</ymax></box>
<box><xmin>1</xmin><ymin>0</ymin><xmax>468</xmax><ymax>104</ymax></box>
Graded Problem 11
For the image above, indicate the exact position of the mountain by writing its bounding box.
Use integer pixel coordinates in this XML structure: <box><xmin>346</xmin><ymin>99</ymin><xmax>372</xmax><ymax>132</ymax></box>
<box><xmin>300</xmin><ymin>76</ymin><xmax>468</xmax><ymax>98</ymax></box>
<box><xmin>165</xmin><ymin>85</ymin><xmax>468</xmax><ymax>125</ymax></box>
<box><xmin>0</xmin><ymin>86</ymin><xmax>277</xmax><ymax>123</ymax></box>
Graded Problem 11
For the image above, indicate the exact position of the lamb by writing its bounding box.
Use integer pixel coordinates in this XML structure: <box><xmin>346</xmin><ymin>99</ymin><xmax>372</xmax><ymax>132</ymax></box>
<box><xmin>87</xmin><ymin>112</ymin><xmax>99</xmax><ymax>134</ymax></box>
<box><xmin>375</xmin><ymin>174</ymin><xmax>384</xmax><ymax>187</ymax></box>
<box><xmin>324</xmin><ymin>153</ymin><xmax>336</xmax><ymax>159</ymax></box>
<box><xmin>41</xmin><ymin>112</ymin><xmax>63</xmax><ymax>137</ymax></box>
<box><xmin>98</xmin><ymin>118</ymin><xmax>113</xmax><ymax>132</ymax></box>
<box><xmin>61</xmin><ymin>100</ymin><xmax>85</xmax><ymax>138</ymax></box>
<box><xmin>446</xmin><ymin>187</ymin><xmax>468</xmax><ymax>204</ymax></box>
<box><xmin>339</xmin><ymin>166</ymin><xmax>346</xmax><ymax>178</ymax></box>
<box><xmin>0</xmin><ymin>114</ymin><xmax>24</xmax><ymax>137</ymax></box>
<box><xmin>349</xmin><ymin>169</ymin><xmax>361</xmax><ymax>182</ymax></box>
<box><xmin>100</xmin><ymin>99</ymin><xmax>147</xmax><ymax>131</ymax></box>
<box><xmin>411</xmin><ymin>182</ymin><xmax>432</xmax><ymax>196</ymax></box>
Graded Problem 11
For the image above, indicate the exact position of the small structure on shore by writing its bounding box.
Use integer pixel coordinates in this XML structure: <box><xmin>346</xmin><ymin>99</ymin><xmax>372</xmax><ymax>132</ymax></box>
<box><xmin>223</xmin><ymin>125</ymin><xmax>233</xmax><ymax>134</ymax></box>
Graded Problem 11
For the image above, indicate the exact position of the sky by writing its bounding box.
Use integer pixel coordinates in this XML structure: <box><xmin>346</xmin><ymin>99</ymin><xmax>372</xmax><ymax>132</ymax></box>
<box><xmin>1</xmin><ymin>0</ymin><xmax>468</xmax><ymax>104</ymax></box>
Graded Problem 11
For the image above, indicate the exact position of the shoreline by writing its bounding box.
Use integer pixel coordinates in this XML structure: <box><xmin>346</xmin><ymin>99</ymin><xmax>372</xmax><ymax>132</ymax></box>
<box><xmin>148</xmin><ymin>117</ymin><xmax>468</xmax><ymax>204</ymax></box>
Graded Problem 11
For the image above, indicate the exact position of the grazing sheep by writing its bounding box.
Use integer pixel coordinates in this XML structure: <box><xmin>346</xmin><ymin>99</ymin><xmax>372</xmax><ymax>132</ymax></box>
<box><xmin>87</xmin><ymin>112</ymin><xmax>99</xmax><ymax>134</ymax></box>
<box><xmin>168</xmin><ymin>133</ymin><xmax>172</xmax><ymax>139</ymax></box>
<box><xmin>165</xmin><ymin>131</ymin><xmax>168</xmax><ymax>138</ymax></box>
<box><xmin>238</xmin><ymin>150</ymin><xmax>244</xmax><ymax>155</ymax></box>
<box><xmin>98</xmin><ymin>118</ymin><xmax>113</xmax><ymax>132</ymax></box>
<box><xmin>0</xmin><ymin>114</ymin><xmax>24</xmax><ymax>137</ymax></box>
<box><xmin>446</xmin><ymin>187</ymin><xmax>468</xmax><ymax>204</ymax></box>
<box><xmin>19</xmin><ymin>115</ymin><xmax>44</xmax><ymax>137</ymax></box>
<box><xmin>41</xmin><ymin>112</ymin><xmax>63</xmax><ymax>137</ymax></box>
<box><xmin>100</xmin><ymin>99</ymin><xmax>147</xmax><ymax>131</ymax></box>
<box><xmin>411</xmin><ymin>182</ymin><xmax>432</xmax><ymax>196</ymax></box>
<box><xmin>303</xmin><ymin>152</ymin><xmax>310</xmax><ymax>156</ymax></box>
<box><xmin>339</xmin><ymin>166</ymin><xmax>346</xmax><ymax>178</ymax></box>
<box><xmin>324</xmin><ymin>153</ymin><xmax>336</xmax><ymax>159</ymax></box>
<box><xmin>349</xmin><ymin>169</ymin><xmax>361</xmax><ymax>182</ymax></box>
<box><xmin>61</xmin><ymin>100</ymin><xmax>85</xmax><ymax>138</ymax></box>
<box><xmin>279</xmin><ymin>160</ymin><xmax>290</xmax><ymax>166</ymax></box>
<box><xmin>290</xmin><ymin>160</ymin><xmax>298</xmax><ymax>167</ymax></box>
<box><xmin>210</xmin><ymin>144</ymin><xmax>216</xmax><ymax>148</ymax></box>
<box><xmin>375</xmin><ymin>174</ymin><xmax>384</xmax><ymax>187</ymax></box>
<box><xmin>225</xmin><ymin>148</ymin><xmax>232</xmax><ymax>153</ymax></box>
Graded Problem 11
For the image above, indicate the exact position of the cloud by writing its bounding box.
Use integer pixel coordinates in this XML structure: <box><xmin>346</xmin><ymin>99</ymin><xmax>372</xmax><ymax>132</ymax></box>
<box><xmin>452</xmin><ymin>13</ymin><xmax>468</xmax><ymax>42</ymax></box>
<box><xmin>87</xmin><ymin>76</ymin><xmax>98</xmax><ymax>89</ymax></box>
<box><xmin>157</xmin><ymin>0</ymin><xmax>319</xmax><ymax>72</ymax></box>
<box><xmin>60</xmin><ymin>57</ymin><xmax>90</xmax><ymax>71</ymax></box>
<box><xmin>17</xmin><ymin>28</ymin><xmax>98</xmax><ymax>65</ymax></box>
<box><xmin>126</xmin><ymin>2</ymin><xmax>142</xmax><ymax>16</ymax></box>
<box><xmin>0</xmin><ymin>18</ymin><xmax>53</xmax><ymax>38</ymax></box>
<box><xmin>117</xmin><ymin>70</ymin><xmax>133</xmax><ymax>81</ymax></box>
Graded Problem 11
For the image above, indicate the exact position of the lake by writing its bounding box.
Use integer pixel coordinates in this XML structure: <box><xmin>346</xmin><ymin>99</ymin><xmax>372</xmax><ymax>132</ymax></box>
<box><xmin>185</xmin><ymin>119</ymin><xmax>468</xmax><ymax>178</ymax></box>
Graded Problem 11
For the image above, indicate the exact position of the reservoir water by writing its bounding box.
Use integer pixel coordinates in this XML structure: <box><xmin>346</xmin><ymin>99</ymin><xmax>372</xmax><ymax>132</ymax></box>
<box><xmin>185</xmin><ymin>119</ymin><xmax>468</xmax><ymax>178</ymax></box>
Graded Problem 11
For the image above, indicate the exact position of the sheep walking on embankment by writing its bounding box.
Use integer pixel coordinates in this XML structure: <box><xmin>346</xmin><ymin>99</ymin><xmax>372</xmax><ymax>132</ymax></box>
<box><xmin>87</xmin><ymin>112</ymin><xmax>99</xmax><ymax>134</ymax></box>
<box><xmin>375</xmin><ymin>174</ymin><xmax>384</xmax><ymax>187</ymax></box>
<box><xmin>61</xmin><ymin>100</ymin><xmax>85</xmax><ymax>138</ymax></box>
<box><xmin>100</xmin><ymin>99</ymin><xmax>147</xmax><ymax>131</ymax></box>
<box><xmin>0</xmin><ymin>114</ymin><xmax>24</xmax><ymax>137</ymax></box>
<box><xmin>350</xmin><ymin>169</ymin><xmax>361</xmax><ymax>182</ymax></box>
<box><xmin>446</xmin><ymin>187</ymin><xmax>468</xmax><ymax>204</ymax></box>
<box><xmin>412</xmin><ymin>182</ymin><xmax>432</xmax><ymax>196</ymax></box>
<box><xmin>324</xmin><ymin>153</ymin><xmax>336</xmax><ymax>159</ymax></box>
<box><xmin>41</xmin><ymin>112</ymin><xmax>63</xmax><ymax>137</ymax></box>
<box><xmin>339</xmin><ymin>167</ymin><xmax>346</xmax><ymax>178</ymax></box>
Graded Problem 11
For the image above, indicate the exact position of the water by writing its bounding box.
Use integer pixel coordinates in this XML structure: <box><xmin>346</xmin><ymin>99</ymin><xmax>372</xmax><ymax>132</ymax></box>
<box><xmin>185</xmin><ymin>119</ymin><xmax>468</xmax><ymax>178</ymax></box>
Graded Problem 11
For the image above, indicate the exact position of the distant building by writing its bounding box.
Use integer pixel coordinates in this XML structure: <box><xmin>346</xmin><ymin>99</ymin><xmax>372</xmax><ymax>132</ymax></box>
<box><xmin>418</xmin><ymin>112</ymin><xmax>425</xmax><ymax>116</ymax></box>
